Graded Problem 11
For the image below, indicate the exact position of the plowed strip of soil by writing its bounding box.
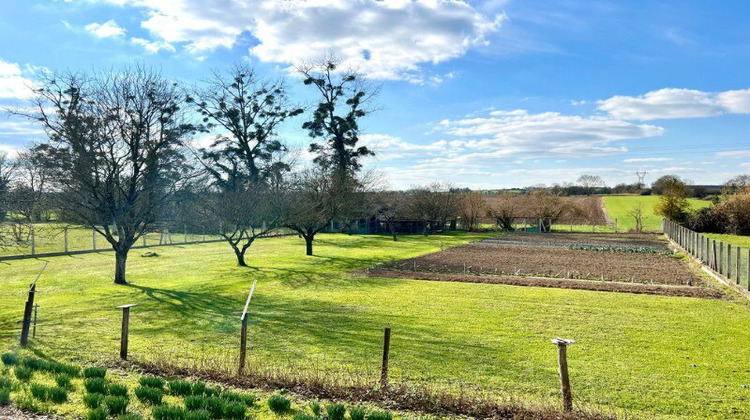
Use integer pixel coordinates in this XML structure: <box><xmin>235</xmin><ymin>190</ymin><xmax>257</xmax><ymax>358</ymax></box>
<box><xmin>383</xmin><ymin>242</ymin><xmax>699</xmax><ymax>285</ymax></box>
<box><xmin>484</xmin><ymin>232</ymin><xmax>670</xmax><ymax>248</ymax></box>
<box><xmin>370</xmin><ymin>269</ymin><xmax>725</xmax><ymax>299</ymax></box>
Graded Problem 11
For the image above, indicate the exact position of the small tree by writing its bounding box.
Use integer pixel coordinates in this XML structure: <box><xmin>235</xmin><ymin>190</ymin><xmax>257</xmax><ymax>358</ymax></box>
<box><xmin>19</xmin><ymin>67</ymin><xmax>191</xmax><ymax>284</ymax></box>
<box><xmin>283</xmin><ymin>168</ymin><xmax>346</xmax><ymax>256</ymax></box>
<box><xmin>718</xmin><ymin>186</ymin><xmax>750</xmax><ymax>235</ymax></box>
<box><xmin>376</xmin><ymin>192</ymin><xmax>409</xmax><ymax>241</ymax></box>
<box><xmin>654</xmin><ymin>178</ymin><xmax>690</xmax><ymax>222</ymax></box>
<box><xmin>528</xmin><ymin>189</ymin><xmax>571</xmax><ymax>232</ymax></box>
<box><xmin>627</xmin><ymin>203</ymin><xmax>644</xmax><ymax>233</ymax></box>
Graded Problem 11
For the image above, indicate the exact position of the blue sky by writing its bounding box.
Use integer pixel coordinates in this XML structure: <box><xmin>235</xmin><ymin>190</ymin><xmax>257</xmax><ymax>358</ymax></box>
<box><xmin>1</xmin><ymin>0</ymin><xmax>749</xmax><ymax>189</ymax></box>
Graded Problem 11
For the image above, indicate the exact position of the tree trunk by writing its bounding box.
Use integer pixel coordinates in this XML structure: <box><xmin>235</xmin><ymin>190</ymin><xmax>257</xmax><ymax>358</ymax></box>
<box><xmin>114</xmin><ymin>248</ymin><xmax>128</xmax><ymax>285</ymax></box>
<box><xmin>233</xmin><ymin>245</ymin><xmax>248</xmax><ymax>267</ymax></box>
<box><xmin>305</xmin><ymin>235</ymin><xmax>314</xmax><ymax>256</ymax></box>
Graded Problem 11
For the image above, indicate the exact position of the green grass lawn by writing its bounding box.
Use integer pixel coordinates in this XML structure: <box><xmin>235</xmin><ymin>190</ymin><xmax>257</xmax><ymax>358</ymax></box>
<box><xmin>705</xmin><ymin>233</ymin><xmax>750</xmax><ymax>248</ymax></box>
<box><xmin>602</xmin><ymin>195</ymin><xmax>711</xmax><ymax>232</ymax></box>
<box><xmin>2</xmin><ymin>233</ymin><xmax>750</xmax><ymax>418</ymax></box>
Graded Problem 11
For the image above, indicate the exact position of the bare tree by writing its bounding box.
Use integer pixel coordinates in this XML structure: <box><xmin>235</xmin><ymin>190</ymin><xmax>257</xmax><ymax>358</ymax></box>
<box><xmin>283</xmin><ymin>168</ymin><xmax>350</xmax><ymax>256</ymax></box>
<box><xmin>527</xmin><ymin>188</ymin><xmax>572</xmax><ymax>232</ymax></box>
<box><xmin>489</xmin><ymin>192</ymin><xmax>517</xmax><ymax>231</ymax></box>
<box><xmin>0</xmin><ymin>153</ymin><xmax>16</xmax><ymax>222</ymax></box>
<box><xmin>576</xmin><ymin>174</ymin><xmax>606</xmax><ymax>196</ymax></box>
<box><xmin>17</xmin><ymin>66</ymin><xmax>191</xmax><ymax>284</ymax></box>
<box><xmin>407</xmin><ymin>182</ymin><xmax>461</xmax><ymax>235</ymax></box>
<box><xmin>459</xmin><ymin>191</ymin><xmax>487</xmax><ymax>231</ymax></box>
<box><xmin>7</xmin><ymin>150</ymin><xmax>50</xmax><ymax>223</ymax></box>
<box><xmin>627</xmin><ymin>203</ymin><xmax>644</xmax><ymax>233</ymax></box>
<box><xmin>186</xmin><ymin>64</ymin><xmax>301</xmax><ymax>265</ymax></box>
<box><xmin>375</xmin><ymin>192</ymin><xmax>406</xmax><ymax>241</ymax></box>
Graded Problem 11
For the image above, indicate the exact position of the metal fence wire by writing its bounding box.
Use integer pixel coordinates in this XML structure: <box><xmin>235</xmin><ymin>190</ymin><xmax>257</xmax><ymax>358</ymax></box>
<box><xmin>663</xmin><ymin>218</ymin><xmax>749</xmax><ymax>291</ymax></box>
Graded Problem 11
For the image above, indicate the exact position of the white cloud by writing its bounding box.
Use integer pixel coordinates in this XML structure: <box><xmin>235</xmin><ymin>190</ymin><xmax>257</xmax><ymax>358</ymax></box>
<box><xmin>0</xmin><ymin>59</ymin><xmax>35</xmax><ymax>100</ymax></box>
<box><xmin>598</xmin><ymin>87</ymin><xmax>750</xmax><ymax>121</ymax></box>
<box><xmin>131</xmin><ymin>37</ymin><xmax>176</xmax><ymax>54</ymax></box>
<box><xmin>85</xmin><ymin>20</ymin><xmax>126</xmax><ymax>38</ymax></box>
<box><xmin>0</xmin><ymin>143</ymin><xmax>21</xmax><ymax>159</ymax></box>
<box><xmin>715</xmin><ymin>150</ymin><xmax>750</xmax><ymax>159</ymax></box>
<box><xmin>88</xmin><ymin>0</ymin><xmax>503</xmax><ymax>82</ymax></box>
<box><xmin>622</xmin><ymin>157</ymin><xmax>673</xmax><ymax>163</ymax></box>
<box><xmin>433</xmin><ymin>109</ymin><xmax>664</xmax><ymax>157</ymax></box>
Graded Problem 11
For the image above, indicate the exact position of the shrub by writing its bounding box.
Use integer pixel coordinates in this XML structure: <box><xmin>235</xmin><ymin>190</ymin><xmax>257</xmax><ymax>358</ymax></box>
<box><xmin>326</xmin><ymin>403</ymin><xmax>346</xmax><ymax>420</ymax></box>
<box><xmin>83</xmin><ymin>392</ymin><xmax>105</xmax><ymax>409</ymax></box>
<box><xmin>0</xmin><ymin>388</ymin><xmax>9</xmax><ymax>406</ymax></box>
<box><xmin>49</xmin><ymin>386</ymin><xmax>68</xmax><ymax>404</ymax></box>
<box><xmin>268</xmin><ymin>394</ymin><xmax>291</xmax><ymax>414</ymax></box>
<box><xmin>108</xmin><ymin>383</ymin><xmax>129</xmax><ymax>397</ymax></box>
<box><xmin>153</xmin><ymin>404</ymin><xmax>187</xmax><ymax>420</ymax></box>
<box><xmin>203</xmin><ymin>386</ymin><xmax>221</xmax><ymax>397</ymax></box>
<box><xmin>204</xmin><ymin>397</ymin><xmax>226</xmax><ymax>418</ymax></box>
<box><xmin>0</xmin><ymin>377</ymin><xmax>13</xmax><ymax>389</ymax></box>
<box><xmin>14</xmin><ymin>366</ymin><xmax>33</xmax><ymax>381</ymax></box>
<box><xmin>14</xmin><ymin>393</ymin><xmax>41</xmax><ymax>413</ymax></box>
<box><xmin>54</xmin><ymin>363</ymin><xmax>81</xmax><ymax>377</ymax></box>
<box><xmin>222</xmin><ymin>390</ymin><xmax>256</xmax><ymax>407</ymax></box>
<box><xmin>1</xmin><ymin>353</ymin><xmax>19</xmax><ymax>366</ymax></box>
<box><xmin>135</xmin><ymin>386</ymin><xmax>163</xmax><ymax>405</ymax></box>
<box><xmin>191</xmin><ymin>381</ymin><xmax>206</xmax><ymax>395</ymax></box>
<box><xmin>21</xmin><ymin>357</ymin><xmax>48</xmax><ymax>371</ymax></box>
<box><xmin>185</xmin><ymin>409</ymin><xmax>211</xmax><ymax>420</ymax></box>
<box><xmin>85</xmin><ymin>378</ymin><xmax>107</xmax><ymax>394</ymax></box>
<box><xmin>30</xmin><ymin>383</ymin><xmax>49</xmax><ymax>401</ymax></box>
<box><xmin>139</xmin><ymin>376</ymin><xmax>165</xmax><ymax>389</ymax></box>
<box><xmin>87</xmin><ymin>407</ymin><xmax>108</xmax><ymax>420</ymax></box>
<box><xmin>222</xmin><ymin>401</ymin><xmax>246</xmax><ymax>420</ymax></box>
<box><xmin>168</xmin><ymin>380</ymin><xmax>192</xmax><ymax>396</ymax></box>
<box><xmin>184</xmin><ymin>395</ymin><xmax>207</xmax><ymax>411</ymax></box>
<box><xmin>55</xmin><ymin>373</ymin><xmax>72</xmax><ymax>389</ymax></box>
<box><xmin>104</xmin><ymin>395</ymin><xmax>129</xmax><ymax>416</ymax></box>
<box><xmin>84</xmin><ymin>367</ymin><xmax>107</xmax><ymax>379</ymax></box>
<box><xmin>367</xmin><ymin>411</ymin><xmax>393</xmax><ymax>420</ymax></box>
<box><xmin>118</xmin><ymin>415</ymin><xmax>144</xmax><ymax>420</ymax></box>
<box><xmin>310</xmin><ymin>401</ymin><xmax>321</xmax><ymax>417</ymax></box>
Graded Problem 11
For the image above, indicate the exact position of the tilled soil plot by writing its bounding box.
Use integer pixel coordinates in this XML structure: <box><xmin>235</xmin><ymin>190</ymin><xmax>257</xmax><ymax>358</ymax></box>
<box><xmin>380</xmin><ymin>240</ymin><xmax>701</xmax><ymax>285</ymax></box>
<box><xmin>484</xmin><ymin>232</ymin><xmax>670</xmax><ymax>250</ymax></box>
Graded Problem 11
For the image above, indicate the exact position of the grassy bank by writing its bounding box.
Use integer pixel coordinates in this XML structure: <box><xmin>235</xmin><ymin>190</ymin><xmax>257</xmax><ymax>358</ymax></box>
<box><xmin>1</xmin><ymin>233</ymin><xmax>749</xmax><ymax>418</ymax></box>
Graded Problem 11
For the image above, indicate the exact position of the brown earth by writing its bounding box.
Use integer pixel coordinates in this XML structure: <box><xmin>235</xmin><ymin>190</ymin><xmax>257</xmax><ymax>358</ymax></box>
<box><xmin>369</xmin><ymin>269</ymin><xmax>725</xmax><ymax>299</ymax></box>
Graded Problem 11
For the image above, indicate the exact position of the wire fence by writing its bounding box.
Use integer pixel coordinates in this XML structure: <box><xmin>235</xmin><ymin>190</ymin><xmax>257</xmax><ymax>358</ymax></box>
<box><xmin>0</xmin><ymin>222</ymin><xmax>294</xmax><ymax>261</ymax></box>
<box><xmin>663</xmin><ymin>219</ymin><xmax>749</xmax><ymax>292</ymax></box>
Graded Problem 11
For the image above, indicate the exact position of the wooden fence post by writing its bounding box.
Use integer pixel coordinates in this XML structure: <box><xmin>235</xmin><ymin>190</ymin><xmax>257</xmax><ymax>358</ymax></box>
<box><xmin>64</xmin><ymin>227</ymin><xmax>69</xmax><ymax>253</ymax></box>
<box><xmin>20</xmin><ymin>263</ymin><xmax>46</xmax><ymax>346</ymax></box>
<box><xmin>381</xmin><ymin>327</ymin><xmax>391</xmax><ymax>389</ymax></box>
<box><xmin>117</xmin><ymin>304</ymin><xmax>137</xmax><ymax>360</ymax></box>
<box><xmin>239</xmin><ymin>280</ymin><xmax>258</xmax><ymax>375</ymax></box>
<box><xmin>735</xmin><ymin>247</ymin><xmax>741</xmax><ymax>285</ymax></box>
<box><xmin>552</xmin><ymin>338</ymin><xmax>575</xmax><ymax>412</ymax></box>
<box><xmin>92</xmin><ymin>229</ymin><xmax>97</xmax><ymax>251</ymax></box>
<box><xmin>142</xmin><ymin>234</ymin><xmax>147</xmax><ymax>247</ymax></box>
<box><xmin>727</xmin><ymin>244</ymin><xmax>733</xmax><ymax>280</ymax></box>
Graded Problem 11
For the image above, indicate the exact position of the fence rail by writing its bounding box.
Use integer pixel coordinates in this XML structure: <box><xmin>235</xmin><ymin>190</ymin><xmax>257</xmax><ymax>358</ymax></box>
<box><xmin>663</xmin><ymin>219</ymin><xmax>749</xmax><ymax>293</ymax></box>
<box><xmin>0</xmin><ymin>223</ymin><xmax>294</xmax><ymax>261</ymax></box>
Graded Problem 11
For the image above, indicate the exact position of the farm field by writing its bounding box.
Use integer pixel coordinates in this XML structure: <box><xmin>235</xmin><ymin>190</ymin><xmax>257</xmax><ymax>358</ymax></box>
<box><xmin>705</xmin><ymin>232</ymin><xmax>750</xmax><ymax>248</ymax></box>
<box><xmin>602</xmin><ymin>195</ymin><xmax>711</xmax><ymax>232</ymax></box>
<box><xmin>2</xmin><ymin>233</ymin><xmax>750</xmax><ymax>418</ymax></box>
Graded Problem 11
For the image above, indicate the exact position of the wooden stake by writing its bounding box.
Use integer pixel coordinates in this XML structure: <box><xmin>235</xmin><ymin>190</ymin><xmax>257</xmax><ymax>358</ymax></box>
<box><xmin>64</xmin><ymin>227</ymin><xmax>69</xmax><ymax>253</ymax></box>
<box><xmin>21</xmin><ymin>263</ymin><xmax>46</xmax><ymax>346</ymax></box>
<box><xmin>381</xmin><ymin>327</ymin><xmax>391</xmax><ymax>389</ymax></box>
<box><xmin>552</xmin><ymin>338</ymin><xmax>575</xmax><ymax>412</ymax></box>
<box><xmin>117</xmin><ymin>304</ymin><xmax>137</xmax><ymax>360</ymax></box>
<box><xmin>32</xmin><ymin>304</ymin><xmax>39</xmax><ymax>338</ymax></box>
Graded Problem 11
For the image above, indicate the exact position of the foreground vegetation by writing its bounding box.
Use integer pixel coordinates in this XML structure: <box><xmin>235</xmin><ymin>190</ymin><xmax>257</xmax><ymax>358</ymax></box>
<box><xmin>1</xmin><ymin>233</ymin><xmax>750</xmax><ymax>418</ymax></box>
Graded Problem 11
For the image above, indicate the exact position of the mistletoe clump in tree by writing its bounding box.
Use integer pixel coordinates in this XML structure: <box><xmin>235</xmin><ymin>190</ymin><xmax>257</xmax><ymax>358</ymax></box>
<box><xmin>187</xmin><ymin>64</ymin><xmax>302</xmax><ymax>266</ymax></box>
